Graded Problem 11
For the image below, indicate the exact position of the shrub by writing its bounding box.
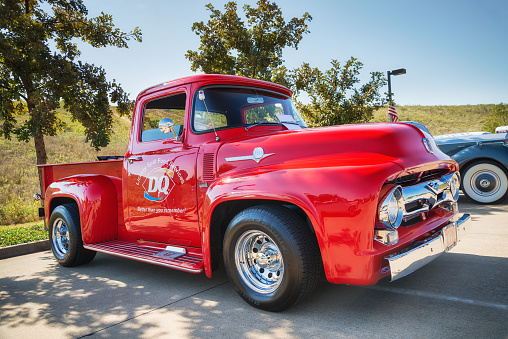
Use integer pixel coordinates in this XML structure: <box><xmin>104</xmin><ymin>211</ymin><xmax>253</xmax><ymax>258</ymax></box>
<box><xmin>0</xmin><ymin>197</ymin><xmax>39</xmax><ymax>225</ymax></box>
<box><xmin>0</xmin><ymin>224</ymin><xmax>47</xmax><ymax>247</ymax></box>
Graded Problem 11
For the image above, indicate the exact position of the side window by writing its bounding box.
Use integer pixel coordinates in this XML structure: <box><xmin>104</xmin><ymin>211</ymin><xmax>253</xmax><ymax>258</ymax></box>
<box><xmin>142</xmin><ymin>93</ymin><xmax>186</xmax><ymax>142</ymax></box>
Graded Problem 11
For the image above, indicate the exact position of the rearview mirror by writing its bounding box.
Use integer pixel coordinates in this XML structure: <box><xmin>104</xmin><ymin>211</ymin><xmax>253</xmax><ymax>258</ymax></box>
<box><xmin>247</xmin><ymin>97</ymin><xmax>264</xmax><ymax>104</ymax></box>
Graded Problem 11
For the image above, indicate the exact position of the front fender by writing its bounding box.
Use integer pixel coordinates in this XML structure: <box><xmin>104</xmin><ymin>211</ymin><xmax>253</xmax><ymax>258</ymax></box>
<box><xmin>452</xmin><ymin>144</ymin><xmax>508</xmax><ymax>170</ymax></box>
<box><xmin>201</xmin><ymin>158</ymin><xmax>404</xmax><ymax>282</ymax></box>
<box><xmin>45</xmin><ymin>175</ymin><xmax>119</xmax><ymax>243</ymax></box>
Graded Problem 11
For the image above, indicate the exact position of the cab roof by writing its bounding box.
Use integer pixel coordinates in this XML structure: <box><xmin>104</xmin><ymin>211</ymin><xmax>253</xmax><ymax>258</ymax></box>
<box><xmin>137</xmin><ymin>74</ymin><xmax>293</xmax><ymax>99</ymax></box>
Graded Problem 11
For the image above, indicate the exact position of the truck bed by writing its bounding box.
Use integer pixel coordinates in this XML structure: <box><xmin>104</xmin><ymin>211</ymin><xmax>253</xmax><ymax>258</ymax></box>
<box><xmin>37</xmin><ymin>158</ymin><xmax>123</xmax><ymax>193</ymax></box>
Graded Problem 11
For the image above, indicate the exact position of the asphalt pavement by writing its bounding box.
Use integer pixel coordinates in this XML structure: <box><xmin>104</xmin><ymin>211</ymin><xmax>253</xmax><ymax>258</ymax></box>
<box><xmin>0</xmin><ymin>196</ymin><xmax>507</xmax><ymax>338</ymax></box>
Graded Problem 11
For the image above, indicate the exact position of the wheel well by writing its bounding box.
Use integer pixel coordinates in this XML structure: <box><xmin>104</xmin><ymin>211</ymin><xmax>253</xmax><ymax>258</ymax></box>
<box><xmin>49</xmin><ymin>197</ymin><xmax>78</xmax><ymax>216</ymax></box>
<box><xmin>208</xmin><ymin>199</ymin><xmax>315</xmax><ymax>270</ymax></box>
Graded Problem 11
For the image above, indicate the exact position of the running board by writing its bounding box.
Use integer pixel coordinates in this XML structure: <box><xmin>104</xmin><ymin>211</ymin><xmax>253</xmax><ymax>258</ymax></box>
<box><xmin>84</xmin><ymin>240</ymin><xmax>203</xmax><ymax>274</ymax></box>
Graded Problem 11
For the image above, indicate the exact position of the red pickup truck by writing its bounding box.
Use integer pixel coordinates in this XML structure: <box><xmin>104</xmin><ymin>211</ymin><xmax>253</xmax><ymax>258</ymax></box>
<box><xmin>38</xmin><ymin>74</ymin><xmax>470</xmax><ymax>311</ymax></box>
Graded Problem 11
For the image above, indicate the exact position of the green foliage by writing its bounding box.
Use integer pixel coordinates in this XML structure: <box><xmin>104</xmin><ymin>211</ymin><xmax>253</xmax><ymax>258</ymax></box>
<box><xmin>0</xmin><ymin>0</ymin><xmax>141</xmax><ymax>164</ymax></box>
<box><xmin>186</xmin><ymin>0</ymin><xmax>311</xmax><ymax>83</ymax></box>
<box><xmin>293</xmin><ymin>58</ymin><xmax>387</xmax><ymax>127</ymax></box>
<box><xmin>0</xmin><ymin>224</ymin><xmax>47</xmax><ymax>247</ymax></box>
<box><xmin>483</xmin><ymin>103</ymin><xmax>508</xmax><ymax>133</ymax></box>
<box><xmin>0</xmin><ymin>196</ymin><xmax>39</xmax><ymax>225</ymax></box>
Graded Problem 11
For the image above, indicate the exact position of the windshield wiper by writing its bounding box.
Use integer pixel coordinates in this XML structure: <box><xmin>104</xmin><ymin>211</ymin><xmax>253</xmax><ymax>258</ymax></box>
<box><xmin>245</xmin><ymin>121</ymin><xmax>281</xmax><ymax>131</ymax></box>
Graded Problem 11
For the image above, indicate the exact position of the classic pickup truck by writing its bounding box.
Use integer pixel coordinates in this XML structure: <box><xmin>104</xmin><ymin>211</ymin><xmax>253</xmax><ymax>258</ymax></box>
<box><xmin>38</xmin><ymin>74</ymin><xmax>470</xmax><ymax>311</ymax></box>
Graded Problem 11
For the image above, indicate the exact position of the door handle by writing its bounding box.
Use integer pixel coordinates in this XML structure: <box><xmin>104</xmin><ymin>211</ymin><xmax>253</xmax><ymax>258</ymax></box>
<box><xmin>127</xmin><ymin>156</ymin><xmax>143</xmax><ymax>164</ymax></box>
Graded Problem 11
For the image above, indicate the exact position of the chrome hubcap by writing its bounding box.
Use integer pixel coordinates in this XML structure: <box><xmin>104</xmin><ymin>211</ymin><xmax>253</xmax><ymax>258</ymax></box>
<box><xmin>471</xmin><ymin>170</ymin><xmax>500</xmax><ymax>196</ymax></box>
<box><xmin>479</xmin><ymin>179</ymin><xmax>490</xmax><ymax>188</ymax></box>
<box><xmin>234</xmin><ymin>230</ymin><xmax>284</xmax><ymax>294</ymax></box>
<box><xmin>52</xmin><ymin>218</ymin><xmax>69</xmax><ymax>259</ymax></box>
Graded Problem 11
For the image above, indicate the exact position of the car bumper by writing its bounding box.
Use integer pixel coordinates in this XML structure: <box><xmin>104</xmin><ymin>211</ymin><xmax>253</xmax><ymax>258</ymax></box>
<box><xmin>386</xmin><ymin>213</ymin><xmax>470</xmax><ymax>281</ymax></box>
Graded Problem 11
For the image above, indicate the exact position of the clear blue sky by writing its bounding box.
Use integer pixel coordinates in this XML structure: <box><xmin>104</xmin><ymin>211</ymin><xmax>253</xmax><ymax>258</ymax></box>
<box><xmin>76</xmin><ymin>0</ymin><xmax>507</xmax><ymax>106</ymax></box>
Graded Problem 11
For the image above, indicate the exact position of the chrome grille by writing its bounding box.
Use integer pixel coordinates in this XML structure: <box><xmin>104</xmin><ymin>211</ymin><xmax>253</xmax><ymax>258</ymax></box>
<box><xmin>392</xmin><ymin>169</ymin><xmax>449</xmax><ymax>186</ymax></box>
<box><xmin>400</xmin><ymin>172</ymin><xmax>457</xmax><ymax>219</ymax></box>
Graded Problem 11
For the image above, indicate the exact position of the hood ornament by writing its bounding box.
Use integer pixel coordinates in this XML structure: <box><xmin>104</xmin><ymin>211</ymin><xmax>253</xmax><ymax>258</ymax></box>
<box><xmin>226</xmin><ymin>147</ymin><xmax>274</xmax><ymax>163</ymax></box>
<box><xmin>422</xmin><ymin>138</ymin><xmax>434</xmax><ymax>153</ymax></box>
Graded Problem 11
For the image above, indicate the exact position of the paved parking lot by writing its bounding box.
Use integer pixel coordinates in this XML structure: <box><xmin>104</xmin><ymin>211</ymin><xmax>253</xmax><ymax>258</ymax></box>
<box><xmin>1</xmin><ymin>197</ymin><xmax>507</xmax><ymax>338</ymax></box>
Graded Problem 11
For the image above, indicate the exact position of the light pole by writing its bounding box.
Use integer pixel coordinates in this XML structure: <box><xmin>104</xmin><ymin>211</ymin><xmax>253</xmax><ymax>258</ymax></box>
<box><xmin>387</xmin><ymin>68</ymin><xmax>406</xmax><ymax>104</ymax></box>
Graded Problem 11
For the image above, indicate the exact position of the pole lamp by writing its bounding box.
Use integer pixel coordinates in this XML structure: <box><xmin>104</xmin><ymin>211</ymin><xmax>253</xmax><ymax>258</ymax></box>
<box><xmin>387</xmin><ymin>68</ymin><xmax>406</xmax><ymax>104</ymax></box>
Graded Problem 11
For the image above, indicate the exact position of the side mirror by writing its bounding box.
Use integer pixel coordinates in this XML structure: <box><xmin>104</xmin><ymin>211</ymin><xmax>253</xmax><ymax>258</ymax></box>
<box><xmin>159</xmin><ymin>118</ymin><xmax>177</xmax><ymax>140</ymax></box>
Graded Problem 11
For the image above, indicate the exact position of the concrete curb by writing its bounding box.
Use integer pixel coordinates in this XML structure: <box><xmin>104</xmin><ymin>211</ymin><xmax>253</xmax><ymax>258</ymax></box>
<box><xmin>0</xmin><ymin>240</ymin><xmax>50</xmax><ymax>260</ymax></box>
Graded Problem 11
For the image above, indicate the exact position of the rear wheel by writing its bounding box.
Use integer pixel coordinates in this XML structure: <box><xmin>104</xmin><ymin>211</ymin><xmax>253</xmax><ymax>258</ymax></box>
<box><xmin>49</xmin><ymin>203</ymin><xmax>96</xmax><ymax>266</ymax></box>
<box><xmin>223</xmin><ymin>205</ymin><xmax>321</xmax><ymax>311</ymax></box>
<box><xmin>462</xmin><ymin>161</ymin><xmax>508</xmax><ymax>204</ymax></box>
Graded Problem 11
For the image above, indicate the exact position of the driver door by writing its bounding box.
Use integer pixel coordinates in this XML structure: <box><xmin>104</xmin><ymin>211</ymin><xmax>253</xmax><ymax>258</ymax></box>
<box><xmin>124</xmin><ymin>89</ymin><xmax>200</xmax><ymax>247</ymax></box>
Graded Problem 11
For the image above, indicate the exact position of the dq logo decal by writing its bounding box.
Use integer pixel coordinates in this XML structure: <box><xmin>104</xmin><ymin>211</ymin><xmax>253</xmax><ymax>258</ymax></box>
<box><xmin>142</xmin><ymin>168</ymin><xmax>175</xmax><ymax>202</ymax></box>
<box><xmin>136</xmin><ymin>158</ymin><xmax>185</xmax><ymax>203</ymax></box>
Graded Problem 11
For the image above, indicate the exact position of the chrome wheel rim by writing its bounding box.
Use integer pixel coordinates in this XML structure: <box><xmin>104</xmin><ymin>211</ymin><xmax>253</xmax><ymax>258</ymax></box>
<box><xmin>52</xmin><ymin>218</ymin><xmax>69</xmax><ymax>259</ymax></box>
<box><xmin>234</xmin><ymin>230</ymin><xmax>284</xmax><ymax>294</ymax></box>
<box><xmin>470</xmin><ymin>169</ymin><xmax>501</xmax><ymax>197</ymax></box>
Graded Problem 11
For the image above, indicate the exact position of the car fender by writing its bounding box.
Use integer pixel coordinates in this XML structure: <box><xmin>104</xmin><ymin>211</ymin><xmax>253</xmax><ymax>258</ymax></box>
<box><xmin>451</xmin><ymin>144</ymin><xmax>508</xmax><ymax>171</ymax></box>
<box><xmin>200</xmin><ymin>159</ymin><xmax>403</xmax><ymax>281</ymax></box>
<box><xmin>45</xmin><ymin>175</ymin><xmax>119</xmax><ymax>243</ymax></box>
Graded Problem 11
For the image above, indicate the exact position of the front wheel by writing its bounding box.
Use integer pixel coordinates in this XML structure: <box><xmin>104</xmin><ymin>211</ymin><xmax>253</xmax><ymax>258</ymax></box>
<box><xmin>223</xmin><ymin>205</ymin><xmax>322</xmax><ymax>312</ymax></box>
<box><xmin>49</xmin><ymin>203</ymin><xmax>96</xmax><ymax>267</ymax></box>
<box><xmin>462</xmin><ymin>161</ymin><xmax>508</xmax><ymax>204</ymax></box>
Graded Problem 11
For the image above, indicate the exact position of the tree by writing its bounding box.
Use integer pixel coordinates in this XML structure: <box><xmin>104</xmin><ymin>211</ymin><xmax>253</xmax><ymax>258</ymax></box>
<box><xmin>185</xmin><ymin>0</ymin><xmax>311</xmax><ymax>84</ymax></box>
<box><xmin>293</xmin><ymin>58</ymin><xmax>386</xmax><ymax>127</ymax></box>
<box><xmin>483</xmin><ymin>103</ymin><xmax>508</xmax><ymax>133</ymax></box>
<box><xmin>0</xmin><ymin>0</ymin><xmax>141</xmax><ymax>189</ymax></box>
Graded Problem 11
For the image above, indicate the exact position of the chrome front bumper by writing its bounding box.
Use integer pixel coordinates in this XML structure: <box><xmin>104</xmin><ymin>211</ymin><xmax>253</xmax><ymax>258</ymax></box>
<box><xmin>386</xmin><ymin>213</ymin><xmax>470</xmax><ymax>281</ymax></box>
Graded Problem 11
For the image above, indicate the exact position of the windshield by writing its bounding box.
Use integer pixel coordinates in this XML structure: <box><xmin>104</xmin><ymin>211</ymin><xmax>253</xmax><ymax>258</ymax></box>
<box><xmin>192</xmin><ymin>86</ymin><xmax>306</xmax><ymax>133</ymax></box>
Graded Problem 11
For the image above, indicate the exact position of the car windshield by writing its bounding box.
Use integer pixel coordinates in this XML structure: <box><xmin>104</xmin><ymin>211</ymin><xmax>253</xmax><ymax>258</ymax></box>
<box><xmin>192</xmin><ymin>86</ymin><xmax>306</xmax><ymax>133</ymax></box>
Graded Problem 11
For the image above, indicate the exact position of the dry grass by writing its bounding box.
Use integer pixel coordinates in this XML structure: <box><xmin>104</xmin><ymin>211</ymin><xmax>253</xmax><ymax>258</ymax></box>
<box><xmin>370</xmin><ymin>104</ymin><xmax>495</xmax><ymax>135</ymax></box>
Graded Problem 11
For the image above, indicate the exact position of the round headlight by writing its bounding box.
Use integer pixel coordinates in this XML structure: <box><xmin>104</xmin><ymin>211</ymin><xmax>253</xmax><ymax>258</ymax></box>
<box><xmin>448</xmin><ymin>172</ymin><xmax>460</xmax><ymax>201</ymax></box>
<box><xmin>388</xmin><ymin>194</ymin><xmax>399</xmax><ymax>224</ymax></box>
<box><xmin>379</xmin><ymin>186</ymin><xmax>404</xmax><ymax>229</ymax></box>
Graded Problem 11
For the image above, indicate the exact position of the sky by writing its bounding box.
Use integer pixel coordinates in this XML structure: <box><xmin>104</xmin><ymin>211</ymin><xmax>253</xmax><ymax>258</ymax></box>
<box><xmin>73</xmin><ymin>0</ymin><xmax>508</xmax><ymax>106</ymax></box>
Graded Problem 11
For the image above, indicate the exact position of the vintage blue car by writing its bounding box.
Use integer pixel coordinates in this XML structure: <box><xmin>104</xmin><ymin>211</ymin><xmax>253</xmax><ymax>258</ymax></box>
<box><xmin>434</xmin><ymin>131</ymin><xmax>508</xmax><ymax>204</ymax></box>
<box><xmin>403</xmin><ymin>122</ymin><xmax>508</xmax><ymax>204</ymax></box>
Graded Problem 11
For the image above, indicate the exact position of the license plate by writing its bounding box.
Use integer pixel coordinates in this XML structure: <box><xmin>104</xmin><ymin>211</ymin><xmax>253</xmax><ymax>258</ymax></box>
<box><xmin>443</xmin><ymin>224</ymin><xmax>457</xmax><ymax>252</ymax></box>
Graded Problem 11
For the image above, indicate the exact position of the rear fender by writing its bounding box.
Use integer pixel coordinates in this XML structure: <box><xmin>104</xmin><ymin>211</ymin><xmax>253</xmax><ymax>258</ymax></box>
<box><xmin>45</xmin><ymin>175</ymin><xmax>119</xmax><ymax>243</ymax></box>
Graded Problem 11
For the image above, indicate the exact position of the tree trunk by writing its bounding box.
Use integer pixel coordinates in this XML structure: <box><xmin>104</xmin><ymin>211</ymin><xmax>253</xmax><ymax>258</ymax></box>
<box><xmin>34</xmin><ymin>133</ymin><xmax>47</xmax><ymax>183</ymax></box>
<box><xmin>34</xmin><ymin>132</ymin><xmax>47</xmax><ymax>229</ymax></box>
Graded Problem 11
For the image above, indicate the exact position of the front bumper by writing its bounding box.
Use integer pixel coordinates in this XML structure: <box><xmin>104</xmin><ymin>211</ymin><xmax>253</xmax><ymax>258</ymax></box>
<box><xmin>386</xmin><ymin>213</ymin><xmax>470</xmax><ymax>281</ymax></box>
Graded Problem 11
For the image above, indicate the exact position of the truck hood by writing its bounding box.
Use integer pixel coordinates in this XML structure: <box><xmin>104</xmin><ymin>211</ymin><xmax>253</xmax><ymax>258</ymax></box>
<box><xmin>216</xmin><ymin>123</ymin><xmax>454</xmax><ymax>178</ymax></box>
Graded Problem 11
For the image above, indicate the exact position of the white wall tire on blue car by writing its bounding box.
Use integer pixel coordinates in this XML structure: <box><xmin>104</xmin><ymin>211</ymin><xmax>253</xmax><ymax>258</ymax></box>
<box><xmin>462</xmin><ymin>161</ymin><xmax>508</xmax><ymax>204</ymax></box>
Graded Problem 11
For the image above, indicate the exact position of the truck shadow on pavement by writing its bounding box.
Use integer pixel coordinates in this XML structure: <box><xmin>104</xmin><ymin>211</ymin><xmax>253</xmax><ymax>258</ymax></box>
<box><xmin>1</xmin><ymin>248</ymin><xmax>507</xmax><ymax>338</ymax></box>
<box><xmin>0</xmin><ymin>196</ymin><xmax>506</xmax><ymax>338</ymax></box>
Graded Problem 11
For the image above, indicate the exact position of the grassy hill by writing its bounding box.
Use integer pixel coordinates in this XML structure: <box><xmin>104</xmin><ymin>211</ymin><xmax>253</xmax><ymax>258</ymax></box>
<box><xmin>370</xmin><ymin>104</ymin><xmax>496</xmax><ymax>135</ymax></box>
<box><xmin>0</xmin><ymin>107</ymin><xmax>131</xmax><ymax>225</ymax></box>
<box><xmin>0</xmin><ymin>104</ymin><xmax>497</xmax><ymax>225</ymax></box>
